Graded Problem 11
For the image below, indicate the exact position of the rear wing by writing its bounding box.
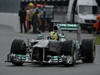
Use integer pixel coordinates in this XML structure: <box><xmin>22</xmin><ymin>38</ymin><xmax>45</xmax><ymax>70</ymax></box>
<box><xmin>56</xmin><ymin>24</ymin><xmax>80</xmax><ymax>31</ymax></box>
<box><xmin>56</xmin><ymin>23</ymin><xmax>81</xmax><ymax>44</ymax></box>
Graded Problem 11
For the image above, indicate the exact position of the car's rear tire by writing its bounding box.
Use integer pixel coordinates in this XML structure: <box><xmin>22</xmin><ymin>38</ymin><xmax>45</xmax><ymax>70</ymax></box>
<box><xmin>62</xmin><ymin>40</ymin><xmax>76</xmax><ymax>66</ymax></box>
<box><xmin>10</xmin><ymin>39</ymin><xmax>27</xmax><ymax>66</ymax></box>
<box><xmin>80</xmin><ymin>39</ymin><xmax>95</xmax><ymax>63</ymax></box>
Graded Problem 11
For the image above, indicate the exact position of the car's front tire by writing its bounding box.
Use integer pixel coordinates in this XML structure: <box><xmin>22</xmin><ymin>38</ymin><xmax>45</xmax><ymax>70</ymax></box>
<box><xmin>10</xmin><ymin>39</ymin><xmax>27</xmax><ymax>66</ymax></box>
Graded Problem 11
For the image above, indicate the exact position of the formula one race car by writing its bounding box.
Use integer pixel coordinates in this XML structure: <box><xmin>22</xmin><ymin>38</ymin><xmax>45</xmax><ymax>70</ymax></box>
<box><xmin>6</xmin><ymin>24</ymin><xmax>96</xmax><ymax>66</ymax></box>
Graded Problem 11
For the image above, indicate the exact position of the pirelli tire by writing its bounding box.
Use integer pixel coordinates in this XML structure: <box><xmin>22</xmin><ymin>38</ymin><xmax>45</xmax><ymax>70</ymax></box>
<box><xmin>10</xmin><ymin>39</ymin><xmax>27</xmax><ymax>54</ymax></box>
<box><xmin>62</xmin><ymin>40</ymin><xmax>76</xmax><ymax>66</ymax></box>
<box><xmin>81</xmin><ymin>39</ymin><xmax>95</xmax><ymax>63</ymax></box>
<box><xmin>10</xmin><ymin>39</ymin><xmax>27</xmax><ymax>66</ymax></box>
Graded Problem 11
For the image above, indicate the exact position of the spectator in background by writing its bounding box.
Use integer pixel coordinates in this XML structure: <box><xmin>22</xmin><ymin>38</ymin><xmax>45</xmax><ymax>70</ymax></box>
<box><xmin>25</xmin><ymin>6</ymin><xmax>32</xmax><ymax>32</ymax></box>
<box><xmin>36</xmin><ymin>4</ymin><xmax>46</xmax><ymax>32</ymax></box>
<box><xmin>93</xmin><ymin>15</ymin><xmax>100</xmax><ymax>34</ymax></box>
<box><xmin>31</xmin><ymin>3</ymin><xmax>40</xmax><ymax>33</ymax></box>
<box><xmin>18</xmin><ymin>7</ymin><xmax>27</xmax><ymax>33</ymax></box>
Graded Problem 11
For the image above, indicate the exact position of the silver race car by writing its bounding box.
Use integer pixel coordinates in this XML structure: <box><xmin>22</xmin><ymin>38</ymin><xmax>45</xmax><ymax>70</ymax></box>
<box><xmin>6</xmin><ymin>24</ymin><xmax>95</xmax><ymax>66</ymax></box>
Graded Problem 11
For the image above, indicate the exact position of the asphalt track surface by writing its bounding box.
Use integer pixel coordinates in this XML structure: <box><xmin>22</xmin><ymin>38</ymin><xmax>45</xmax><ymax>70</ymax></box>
<box><xmin>0</xmin><ymin>25</ymin><xmax>100</xmax><ymax>75</ymax></box>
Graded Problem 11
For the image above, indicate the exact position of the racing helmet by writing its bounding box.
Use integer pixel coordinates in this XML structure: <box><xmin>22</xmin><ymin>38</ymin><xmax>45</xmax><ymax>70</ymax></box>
<box><xmin>28</xmin><ymin>2</ymin><xmax>34</xmax><ymax>7</ymax></box>
<box><xmin>50</xmin><ymin>31</ymin><xmax>59</xmax><ymax>40</ymax></box>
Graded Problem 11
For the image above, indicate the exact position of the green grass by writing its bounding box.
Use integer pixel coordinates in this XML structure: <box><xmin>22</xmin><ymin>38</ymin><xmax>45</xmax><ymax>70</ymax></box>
<box><xmin>95</xmin><ymin>35</ymin><xmax>100</xmax><ymax>45</ymax></box>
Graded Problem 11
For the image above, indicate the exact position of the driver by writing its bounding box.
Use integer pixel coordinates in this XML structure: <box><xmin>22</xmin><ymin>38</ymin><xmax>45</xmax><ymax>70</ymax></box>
<box><xmin>48</xmin><ymin>26</ymin><xmax>59</xmax><ymax>40</ymax></box>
